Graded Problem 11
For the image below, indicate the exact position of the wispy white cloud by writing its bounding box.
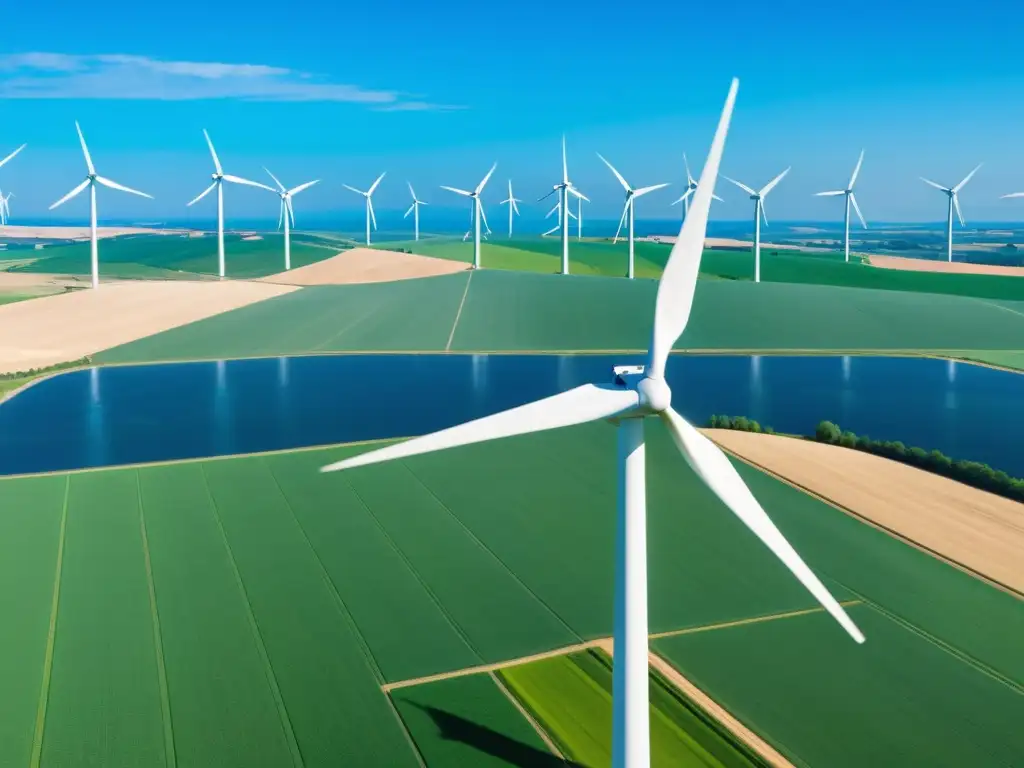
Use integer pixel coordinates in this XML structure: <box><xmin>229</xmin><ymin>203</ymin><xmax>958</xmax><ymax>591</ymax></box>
<box><xmin>0</xmin><ymin>52</ymin><xmax>463</xmax><ymax>110</ymax></box>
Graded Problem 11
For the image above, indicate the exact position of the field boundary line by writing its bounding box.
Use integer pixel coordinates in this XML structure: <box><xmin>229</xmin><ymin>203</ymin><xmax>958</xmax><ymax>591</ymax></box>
<box><xmin>29</xmin><ymin>475</ymin><xmax>70</xmax><ymax>768</ymax></box>
<box><xmin>445</xmin><ymin>269</ymin><xmax>473</xmax><ymax>351</ymax></box>
<box><xmin>401</xmin><ymin>463</ymin><xmax>584</xmax><ymax>643</ymax></box>
<box><xmin>488</xmin><ymin>670</ymin><xmax>567</xmax><ymax>760</ymax></box>
<box><xmin>712</xmin><ymin>440</ymin><xmax>1024</xmax><ymax>600</ymax></box>
<box><xmin>649</xmin><ymin>601</ymin><xmax>862</xmax><ymax>641</ymax></box>
<box><xmin>137</xmin><ymin>471</ymin><xmax>177</xmax><ymax>768</ymax></box>
<box><xmin>200</xmin><ymin>464</ymin><xmax>305</xmax><ymax>768</ymax></box>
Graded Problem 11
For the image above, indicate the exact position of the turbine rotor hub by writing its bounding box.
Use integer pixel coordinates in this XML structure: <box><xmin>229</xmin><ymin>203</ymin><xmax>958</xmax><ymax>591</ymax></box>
<box><xmin>612</xmin><ymin>365</ymin><xmax>672</xmax><ymax>415</ymax></box>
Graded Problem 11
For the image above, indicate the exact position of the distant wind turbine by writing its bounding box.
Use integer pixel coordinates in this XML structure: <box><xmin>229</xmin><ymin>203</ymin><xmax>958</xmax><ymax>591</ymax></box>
<box><xmin>188</xmin><ymin>130</ymin><xmax>276</xmax><ymax>278</ymax></box>
<box><xmin>344</xmin><ymin>172</ymin><xmax>386</xmax><ymax>246</ymax></box>
<box><xmin>442</xmin><ymin>164</ymin><xmax>496</xmax><ymax>269</ymax></box>
<box><xmin>815</xmin><ymin>151</ymin><xmax>867</xmax><ymax>262</ymax></box>
<box><xmin>264</xmin><ymin>169</ymin><xmax>319</xmax><ymax>271</ymax></box>
<box><xmin>542</xmin><ymin>197</ymin><xmax>576</xmax><ymax>236</ymax></box>
<box><xmin>671</xmin><ymin>152</ymin><xmax>723</xmax><ymax>221</ymax></box>
<box><xmin>49</xmin><ymin>122</ymin><xmax>153</xmax><ymax>289</ymax></box>
<box><xmin>319</xmin><ymin>78</ymin><xmax>865</xmax><ymax>768</ymax></box>
<box><xmin>538</xmin><ymin>137</ymin><xmax>588</xmax><ymax>275</ymax></box>
<box><xmin>499</xmin><ymin>180</ymin><xmax>522</xmax><ymax>238</ymax></box>
<box><xmin>598</xmin><ymin>154</ymin><xmax>669</xmax><ymax>279</ymax></box>
<box><xmin>921</xmin><ymin>165</ymin><xmax>981</xmax><ymax>262</ymax></box>
<box><xmin>723</xmin><ymin>168</ymin><xmax>790</xmax><ymax>284</ymax></box>
<box><xmin>404</xmin><ymin>183</ymin><xmax>428</xmax><ymax>241</ymax></box>
<box><xmin>0</xmin><ymin>190</ymin><xmax>12</xmax><ymax>226</ymax></box>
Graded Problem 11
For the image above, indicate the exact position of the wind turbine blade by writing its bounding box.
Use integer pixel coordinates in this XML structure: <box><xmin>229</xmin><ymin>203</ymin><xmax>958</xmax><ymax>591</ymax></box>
<box><xmin>264</xmin><ymin>167</ymin><xmax>286</xmax><ymax>192</ymax></box>
<box><xmin>759</xmin><ymin>167</ymin><xmax>790</xmax><ymax>197</ymax></box>
<box><xmin>712</xmin><ymin>193</ymin><xmax>724</xmax><ymax>203</ymax></box>
<box><xmin>277</xmin><ymin>200</ymin><xmax>284</xmax><ymax>231</ymax></box>
<box><xmin>542</xmin><ymin>224</ymin><xmax>559</xmax><ymax>236</ymax></box>
<box><xmin>75</xmin><ymin>122</ymin><xmax>95</xmax><ymax>175</ymax></box>
<box><xmin>547</xmin><ymin>202</ymin><xmax>559</xmax><ymax>218</ymax></box>
<box><xmin>848</xmin><ymin>150</ymin><xmax>865</xmax><ymax>189</ymax></box>
<box><xmin>95</xmin><ymin>176</ymin><xmax>153</xmax><ymax>199</ymax></box>
<box><xmin>368</xmin><ymin>198</ymin><xmax>378</xmax><ymax>230</ymax></box>
<box><xmin>288</xmin><ymin>180</ymin><xmax>319</xmax><ymax>196</ymax></box>
<box><xmin>684</xmin><ymin>152</ymin><xmax>694</xmax><ymax>185</ymax></box>
<box><xmin>0</xmin><ymin>144</ymin><xmax>27</xmax><ymax>170</ymax></box>
<box><xmin>321</xmin><ymin>384</ymin><xmax>640</xmax><ymax>473</ymax></box>
<box><xmin>953</xmin><ymin>195</ymin><xmax>965</xmax><ymax>227</ymax></box>
<box><xmin>288</xmin><ymin>198</ymin><xmax>296</xmax><ymax>228</ymax></box>
<box><xmin>815</xmin><ymin>190</ymin><xmax>846</xmax><ymax>197</ymax></box>
<box><xmin>537</xmin><ymin>188</ymin><xmax>557</xmax><ymax>203</ymax></box>
<box><xmin>562</xmin><ymin>136</ymin><xmax>569</xmax><ymax>185</ymax></box>
<box><xmin>404</xmin><ymin>203</ymin><xmax>415</xmax><ymax>219</ymax></box>
<box><xmin>671</xmin><ymin>196</ymin><xmax>684</xmax><ymax>206</ymax></box>
<box><xmin>633</xmin><ymin>182</ymin><xmax>670</xmax><ymax>198</ymax></box>
<box><xmin>344</xmin><ymin>184</ymin><xmax>367</xmax><ymax>196</ymax></box>
<box><xmin>49</xmin><ymin>179</ymin><xmax>91</xmax><ymax>210</ymax></box>
<box><xmin>661</xmin><ymin>408</ymin><xmax>865</xmax><ymax>644</ymax></box>
<box><xmin>613</xmin><ymin>202</ymin><xmax>628</xmax><ymax>243</ymax></box>
<box><xmin>408</xmin><ymin>181</ymin><xmax>417</xmax><ymax>201</ymax></box>
<box><xmin>203</xmin><ymin>129</ymin><xmax>223</xmax><ymax>175</ymax></box>
<box><xmin>650</xmin><ymin>78</ymin><xmax>738</xmax><ymax>379</ymax></box>
<box><xmin>568</xmin><ymin>187</ymin><xmax>591</xmax><ymax>203</ymax></box>
<box><xmin>441</xmin><ymin>185</ymin><xmax>473</xmax><ymax>197</ymax></box>
<box><xmin>953</xmin><ymin>164</ymin><xmax>982</xmax><ymax>193</ymax></box>
<box><xmin>1002</xmin><ymin>192</ymin><xmax>1024</xmax><ymax>199</ymax></box>
<box><xmin>567</xmin><ymin>209</ymin><xmax>577</xmax><ymax>221</ymax></box>
<box><xmin>475</xmin><ymin>163</ymin><xmax>498</xmax><ymax>195</ymax></box>
<box><xmin>723</xmin><ymin>176</ymin><xmax>756</xmax><ymax>196</ymax></box>
<box><xmin>368</xmin><ymin>171</ymin><xmax>387</xmax><ymax>196</ymax></box>
<box><xmin>478</xmin><ymin>199</ymin><xmax>491</xmax><ymax>233</ymax></box>
<box><xmin>920</xmin><ymin>177</ymin><xmax>947</xmax><ymax>192</ymax></box>
<box><xmin>850</xmin><ymin>193</ymin><xmax>867</xmax><ymax>229</ymax></box>
<box><xmin>512</xmin><ymin>199</ymin><xmax>521</xmax><ymax>216</ymax></box>
<box><xmin>187</xmin><ymin>182</ymin><xmax>218</xmax><ymax>207</ymax></box>
<box><xmin>224</xmin><ymin>175</ymin><xmax>277</xmax><ymax>193</ymax></box>
<box><xmin>760</xmin><ymin>201</ymin><xmax>769</xmax><ymax>227</ymax></box>
<box><xmin>597</xmin><ymin>153</ymin><xmax>631</xmax><ymax>192</ymax></box>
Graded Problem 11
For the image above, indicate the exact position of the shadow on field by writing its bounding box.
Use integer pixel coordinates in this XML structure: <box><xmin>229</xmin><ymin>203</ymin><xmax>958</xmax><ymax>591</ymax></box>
<box><xmin>412</xmin><ymin>703</ymin><xmax>581</xmax><ymax>766</ymax></box>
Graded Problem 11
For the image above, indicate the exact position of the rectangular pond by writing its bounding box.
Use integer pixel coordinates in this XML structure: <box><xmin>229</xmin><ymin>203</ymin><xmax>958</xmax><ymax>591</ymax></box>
<box><xmin>0</xmin><ymin>354</ymin><xmax>1020</xmax><ymax>477</ymax></box>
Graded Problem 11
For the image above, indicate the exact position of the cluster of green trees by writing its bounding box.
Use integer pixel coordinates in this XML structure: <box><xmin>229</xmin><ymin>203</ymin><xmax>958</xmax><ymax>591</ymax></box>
<box><xmin>0</xmin><ymin>356</ymin><xmax>90</xmax><ymax>382</ymax></box>
<box><xmin>707</xmin><ymin>415</ymin><xmax>1024</xmax><ymax>503</ymax></box>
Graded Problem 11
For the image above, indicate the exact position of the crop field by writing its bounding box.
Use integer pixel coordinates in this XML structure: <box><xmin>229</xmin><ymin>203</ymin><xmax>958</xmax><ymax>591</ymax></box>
<box><xmin>382</xmin><ymin>236</ymin><xmax>1024</xmax><ymax>300</ymax></box>
<box><xmin>0</xmin><ymin>416</ymin><xmax>1021</xmax><ymax>765</ymax></box>
<box><xmin>10</xmin><ymin>233</ymin><xmax>347</xmax><ymax>280</ymax></box>
<box><xmin>93</xmin><ymin>269</ymin><xmax>1024</xmax><ymax>365</ymax></box>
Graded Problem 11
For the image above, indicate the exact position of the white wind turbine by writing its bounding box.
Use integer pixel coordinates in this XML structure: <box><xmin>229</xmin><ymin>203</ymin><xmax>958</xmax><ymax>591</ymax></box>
<box><xmin>499</xmin><ymin>180</ymin><xmax>522</xmax><ymax>238</ymax></box>
<box><xmin>722</xmin><ymin>168</ymin><xmax>790</xmax><ymax>284</ymax></box>
<box><xmin>538</xmin><ymin>137</ymin><xmax>589</xmax><ymax>275</ymax></box>
<box><xmin>0</xmin><ymin>190</ymin><xmax>12</xmax><ymax>227</ymax></box>
<box><xmin>405</xmin><ymin>183</ymin><xmax>428</xmax><ymax>241</ymax></box>
<box><xmin>598</xmin><ymin>154</ymin><xmax>669</xmax><ymax>280</ymax></box>
<box><xmin>670</xmin><ymin>152</ymin><xmax>723</xmax><ymax>222</ymax></box>
<box><xmin>442</xmin><ymin>164</ymin><xmax>496</xmax><ymax>269</ymax></box>
<box><xmin>815</xmin><ymin>151</ymin><xmax>867</xmax><ymax>262</ymax></box>
<box><xmin>344</xmin><ymin>172</ymin><xmax>386</xmax><ymax>246</ymax></box>
<box><xmin>49</xmin><ymin>122</ymin><xmax>153</xmax><ymax>289</ymax></box>
<box><xmin>542</xmin><ymin>197</ymin><xmax>576</xmax><ymax>236</ymax></box>
<box><xmin>921</xmin><ymin>165</ymin><xmax>981</xmax><ymax>262</ymax></box>
<box><xmin>264</xmin><ymin>169</ymin><xmax>319</xmax><ymax>271</ymax></box>
<box><xmin>320</xmin><ymin>79</ymin><xmax>864</xmax><ymax>768</ymax></box>
<box><xmin>187</xmin><ymin>130</ymin><xmax>276</xmax><ymax>278</ymax></box>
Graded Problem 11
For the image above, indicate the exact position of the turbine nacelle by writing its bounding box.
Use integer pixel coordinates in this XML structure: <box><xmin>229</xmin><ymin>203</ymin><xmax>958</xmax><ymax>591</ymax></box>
<box><xmin>610</xmin><ymin>366</ymin><xmax>672</xmax><ymax>416</ymax></box>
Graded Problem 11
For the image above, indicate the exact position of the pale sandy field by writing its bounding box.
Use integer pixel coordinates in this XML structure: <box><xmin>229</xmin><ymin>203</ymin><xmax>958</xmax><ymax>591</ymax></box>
<box><xmin>263</xmin><ymin>246</ymin><xmax>469</xmax><ymax>285</ymax></box>
<box><xmin>0</xmin><ymin>280</ymin><xmax>297</xmax><ymax>374</ymax></box>
<box><xmin>868</xmin><ymin>254</ymin><xmax>1024</xmax><ymax>277</ymax></box>
<box><xmin>0</xmin><ymin>225</ymin><xmax>191</xmax><ymax>240</ymax></box>
<box><xmin>706</xmin><ymin>430</ymin><xmax>1024</xmax><ymax>594</ymax></box>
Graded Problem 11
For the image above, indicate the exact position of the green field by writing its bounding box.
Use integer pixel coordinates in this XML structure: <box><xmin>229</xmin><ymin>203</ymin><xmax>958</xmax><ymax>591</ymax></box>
<box><xmin>11</xmin><ymin>233</ymin><xmax>350</xmax><ymax>280</ymax></box>
<box><xmin>1</xmin><ymin>417</ymin><xmax>1022</xmax><ymax>765</ymax></box>
<box><xmin>93</xmin><ymin>269</ymin><xmax>1024</xmax><ymax>365</ymax></box>
<box><xmin>498</xmin><ymin>649</ymin><xmax>765</xmax><ymax>766</ymax></box>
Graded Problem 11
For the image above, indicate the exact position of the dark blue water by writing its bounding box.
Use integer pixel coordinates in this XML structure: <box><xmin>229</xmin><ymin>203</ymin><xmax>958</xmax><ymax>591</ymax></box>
<box><xmin>1</xmin><ymin>354</ymin><xmax>1021</xmax><ymax>477</ymax></box>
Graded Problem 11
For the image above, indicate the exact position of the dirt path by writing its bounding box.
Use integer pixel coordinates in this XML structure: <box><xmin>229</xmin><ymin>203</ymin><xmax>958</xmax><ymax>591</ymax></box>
<box><xmin>0</xmin><ymin>280</ymin><xmax>297</xmax><ymax>373</ymax></box>
<box><xmin>1</xmin><ymin>225</ymin><xmax>191</xmax><ymax>240</ymax></box>
<box><xmin>705</xmin><ymin>430</ymin><xmax>1024</xmax><ymax>595</ymax></box>
<box><xmin>595</xmin><ymin>639</ymin><xmax>794</xmax><ymax>768</ymax></box>
<box><xmin>262</xmin><ymin>246</ymin><xmax>468</xmax><ymax>285</ymax></box>
<box><xmin>868</xmin><ymin>254</ymin><xmax>1024</xmax><ymax>277</ymax></box>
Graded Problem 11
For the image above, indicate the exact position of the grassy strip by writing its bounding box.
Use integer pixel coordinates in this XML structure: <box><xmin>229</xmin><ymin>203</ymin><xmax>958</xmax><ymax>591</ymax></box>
<box><xmin>708</xmin><ymin>415</ymin><xmax>1024</xmax><ymax>503</ymax></box>
<box><xmin>498</xmin><ymin>649</ymin><xmax>767</xmax><ymax>767</ymax></box>
<box><xmin>0</xmin><ymin>356</ymin><xmax>91</xmax><ymax>397</ymax></box>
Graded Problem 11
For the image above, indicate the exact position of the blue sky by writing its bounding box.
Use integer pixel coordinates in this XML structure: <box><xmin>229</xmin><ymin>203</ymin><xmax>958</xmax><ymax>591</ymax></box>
<box><xmin>2</xmin><ymin>0</ymin><xmax>1024</xmax><ymax>226</ymax></box>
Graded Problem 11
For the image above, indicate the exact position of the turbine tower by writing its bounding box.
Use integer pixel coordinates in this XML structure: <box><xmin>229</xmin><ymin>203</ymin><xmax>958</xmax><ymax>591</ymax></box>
<box><xmin>442</xmin><ymin>163</ymin><xmax>496</xmax><ymax>269</ymax></box>
<box><xmin>815</xmin><ymin>151</ymin><xmax>867</xmax><ymax>262</ymax></box>
<box><xmin>319</xmin><ymin>78</ymin><xmax>864</xmax><ymax>768</ymax></box>
<box><xmin>671</xmin><ymin>153</ymin><xmax>723</xmax><ymax>221</ymax></box>
<box><xmin>598</xmin><ymin>154</ymin><xmax>669</xmax><ymax>280</ymax></box>
<box><xmin>265</xmin><ymin>169</ymin><xmax>319</xmax><ymax>271</ymax></box>
<box><xmin>404</xmin><ymin>183</ymin><xmax>428</xmax><ymax>241</ymax></box>
<box><xmin>344</xmin><ymin>172</ymin><xmax>386</xmax><ymax>246</ymax></box>
<box><xmin>538</xmin><ymin>137</ymin><xmax>588</xmax><ymax>275</ymax></box>
<box><xmin>722</xmin><ymin>168</ymin><xmax>790</xmax><ymax>284</ymax></box>
<box><xmin>921</xmin><ymin>165</ymin><xmax>981</xmax><ymax>263</ymax></box>
<box><xmin>187</xmin><ymin>130</ymin><xmax>276</xmax><ymax>278</ymax></box>
<box><xmin>499</xmin><ymin>180</ymin><xmax>522</xmax><ymax>238</ymax></box>
<box><xmin>49</xmin><ymin>122</ymin><xmax>153</xmax><ymax>289</ymax></box>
